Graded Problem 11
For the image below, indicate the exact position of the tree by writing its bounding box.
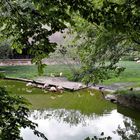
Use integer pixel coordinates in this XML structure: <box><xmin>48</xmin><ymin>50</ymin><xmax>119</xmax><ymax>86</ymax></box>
<box><xmin>65</xmin><ymin>0</ymin><xmax>140</xmax><ymax>84</ymax></box>
<box><xmin>0</xmin><ymin>87</ymin><xmax>47</xmax><ymax>140</ymax></box>
<box><xmin>1</xmin><ymin>0</ymin><xmax>140</xmax><ymax>79</ymax></box>
<box><xmin>0</xmin><ymin>0</ymin><xmax>73</xmax><ymax>74</ymax></box>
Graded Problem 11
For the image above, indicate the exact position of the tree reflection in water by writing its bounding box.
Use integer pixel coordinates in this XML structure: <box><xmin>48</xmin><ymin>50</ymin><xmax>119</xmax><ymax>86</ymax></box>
<box><xmin>86</xmin><ymin>117</ymin><xmax>140</xmax><ymax>140</ymax></box>
<box><xmin>29</xmin><ymin>109</ymin><xmax>99</xmax><ymax>126</ymax></box>
<box><xmin>25</xmin><ymin>109</ymin><xmax>140</xmax><ymax>140</ymax></box>
<box><xmin>114</xmin><ymin>117</ymin><xmax>140</xmax><ymax>140</ymax></box>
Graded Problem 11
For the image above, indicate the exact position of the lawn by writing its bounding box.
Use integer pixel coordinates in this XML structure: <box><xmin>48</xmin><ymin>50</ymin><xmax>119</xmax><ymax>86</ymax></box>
<box><xmin>0</xmin><ymin>64</ymin><xmax>73</xmax><ymax>79</ymax></box>
<box><xmin>0</xmin><ymin>61</ymin><xmax>140</xmax><ymax>87</ymax></box>
<box><xmin>103</xmin><ymin>61</ymin><xmax>140</xmax><ymax>87</ymax></box>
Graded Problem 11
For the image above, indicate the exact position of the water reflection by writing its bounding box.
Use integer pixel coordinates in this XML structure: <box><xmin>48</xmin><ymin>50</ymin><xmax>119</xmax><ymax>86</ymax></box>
<box><xmin>114</xmin><ymin>117</ymin><xmax>140</xmax><ymax>140</ymax></box>
<box><xmin>1</xmin><ymin>80</ymin><xmax>140</xmax><ymax>139</ymax></box>
<box><xmin>21</xmin><ymin>109</ymin><xmax>140</xmax><ymax>140</ymax></box>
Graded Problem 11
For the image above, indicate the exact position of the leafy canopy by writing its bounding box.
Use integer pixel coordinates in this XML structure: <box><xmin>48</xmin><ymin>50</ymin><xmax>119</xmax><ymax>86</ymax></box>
<box><xmin>1</xmin><ymin>0</ymin><xmax>140</xmax><ymax>81</ymax></box>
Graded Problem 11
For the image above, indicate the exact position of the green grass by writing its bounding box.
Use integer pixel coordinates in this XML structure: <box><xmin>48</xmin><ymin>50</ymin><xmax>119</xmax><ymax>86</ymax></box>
<box><xmin>0</xmin><ymin>61</ymin><xmax>140</xmax><ymax>87</ymax></box>
<box><xmin>0</xmin><ymin>64</ymin><xmax>73</xmax><ymax>79</ymax></box>
<box><xmin>103</xmin><ymin>61</ymin><xmax>140</xmax><ymax>87</ymax></box>
<box><xmin>115</xmin><ymin>90</ymin><xmax>140</xmax><ymax>98</ymax></box>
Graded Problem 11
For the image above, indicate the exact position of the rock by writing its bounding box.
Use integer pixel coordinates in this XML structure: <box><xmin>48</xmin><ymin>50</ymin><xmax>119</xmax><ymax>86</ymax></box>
<box><xmin>78</xmin><ymin>83</ymin><xmax>83</xmax><ymax>88</ymax></box>
<box><xmin>26</xmin><ymin>82</ymin><xmax>32</xmax><ymax>86</ymax></box>
<box><xmin>37</xmin><ymin>85</ymin><xmax>44</xmax><ymax>89</ymax></box>
<box><xmin>105</xmin><ymin>94</ymin><xmax>117</xmax><ymax>103</ymax></box>
<box><xmin>43</xmin><ymin>83</ymin><xmax>49</xmax><ymax>88</ymax></box>
<box><xmin>117</xmin><ymin>95</ymin><xmax>140</xmax><ymax>110</ymax></box>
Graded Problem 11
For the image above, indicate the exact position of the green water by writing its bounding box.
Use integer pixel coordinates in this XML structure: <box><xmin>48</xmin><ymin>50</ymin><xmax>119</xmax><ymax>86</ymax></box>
<box><xmin>0</xmin><ymin>79</ymin><xmax>140</xmax><ymax>140</ymax></box>
<box><xmin>0</xmin><ymin>79</ymin><xmax>115</xmax><ymax>115</ymax></box>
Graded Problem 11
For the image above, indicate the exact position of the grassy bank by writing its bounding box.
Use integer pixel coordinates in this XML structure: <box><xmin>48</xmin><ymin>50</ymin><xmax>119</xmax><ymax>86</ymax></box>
<box><xmin>0</xmin><ymin>61</ymin><xmax>140</xmax><ymax>87</ymax></box>
<box><xmin>115</xmin><ymin>90</ymin><xmax>140</xmax><ymax>98</ymax></box>
<box><xmin>0</xmin><ymin>64</ymin><xmax>73</xmax><ymax>79</ymax></box>
<box><xmin>103</xmin><ymin>61</ymin><xmax>140</xmax><ymax>87</ymax></box>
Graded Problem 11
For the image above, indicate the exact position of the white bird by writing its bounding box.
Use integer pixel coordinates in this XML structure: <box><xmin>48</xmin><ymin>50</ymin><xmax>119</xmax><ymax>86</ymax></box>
<box><xmin>57</xmin><ymin>86</ymin><xmax>64</xmax><ymax>90</ymax></box>
<box><xmin>37</xmin><ymin>85</ymin><xmax>43</xmax><ymax>89</ymax></box>
<box><xmin>49</xmin><ymin>86</ymin><xmax>57</xmax><ymax>92</ymax></box>
<box><xmin>59</xmin><ymin>72</ymin><xmax>63</xmax><ymax>76</ymax></box>
<box><xmin>50</xmin><ymin>73</ymin><xmax>55</xmax><ymax>77</ymax></box>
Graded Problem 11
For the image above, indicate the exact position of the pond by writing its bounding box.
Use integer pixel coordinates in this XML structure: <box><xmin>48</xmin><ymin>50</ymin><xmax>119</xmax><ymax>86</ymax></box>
<box><xmin>0</xmin><ymin>80</ymin><xmax>140</xmax><ymax>140</ymax></box>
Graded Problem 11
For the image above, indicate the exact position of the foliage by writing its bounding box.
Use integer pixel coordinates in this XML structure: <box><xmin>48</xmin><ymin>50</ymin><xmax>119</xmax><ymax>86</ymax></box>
<box><xmin>0</xmin><ymin>87</ymin><xmax>47</xmax><ymax>140</ymax></box>
<box><xmin>49</xmin><ymin>29</ymin><xmax>81</xmax><ymax>81</ymax></box>
<box><xmin>103</xmin><ymin>61</ymin><xmax>140</xmax><ymax>86</ymax></box>
<box><xmin>0</xmin><ymin>0</ymin><xmax>73</xmax><ymax>73</ymax></box>
<box><xmin>121</xmin><ymin>51</ymin><xmax>140</xmax><ymax>61</ymax></box>
<box><xmin>67</xmin><ymin>0</ymin><xmax>140</xmax><ymax>84</ymax></box>
<box><xmin>59</xmin><ymin>16</ymin><xmax>127</xmax><ymax>84</ymax></box>
<box><xmin>0</xmin><ymin>41</ymin><xmax>13</xmax><ymax>59</ymax></box>
<box><xmin>1</xmin><ymin>0</ymin><xmax>140</xmax><ymax>81</ymax></box>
